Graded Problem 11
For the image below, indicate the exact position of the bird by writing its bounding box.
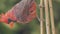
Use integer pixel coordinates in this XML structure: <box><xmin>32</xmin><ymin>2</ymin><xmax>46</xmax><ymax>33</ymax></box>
<box><xmin>0</xmin><ymin>0</ymin><xmax>37</xmax><ymax>28</ymax></box>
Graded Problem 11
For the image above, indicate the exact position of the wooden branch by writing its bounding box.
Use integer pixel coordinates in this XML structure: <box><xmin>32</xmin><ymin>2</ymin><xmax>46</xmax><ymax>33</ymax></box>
<box><xmin>48</xmin><ymin>0</ymin><xmax>56</xmax><ymax>34</ymax></box>
<box><xmin>40</xmin><ymin>0</ymin><xmax>44</xmax><ymax>34</ymax></box>
<box><xmin>44</xmin><ymin>0</ymin><xmax>50</xmax><ymax>34</ymax></box>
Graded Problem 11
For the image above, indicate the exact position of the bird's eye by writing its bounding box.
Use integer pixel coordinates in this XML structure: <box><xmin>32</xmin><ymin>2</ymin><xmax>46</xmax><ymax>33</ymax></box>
<box><xmin>8</xmin><ymin>18</ymin><xmax>17</xmax><ymax>24</ymax></box>
<box><xmin>8</xmin><ymin>18</ymin><xmax>12</xmax><ymax>24</ymax></box>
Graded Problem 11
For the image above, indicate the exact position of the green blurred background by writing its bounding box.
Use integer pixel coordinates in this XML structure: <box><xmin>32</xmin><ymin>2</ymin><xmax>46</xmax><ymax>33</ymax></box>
<box><xmin>0</xmin><ymin>0</ymin><xmax>60</xmax><ymax>34</ymax></box>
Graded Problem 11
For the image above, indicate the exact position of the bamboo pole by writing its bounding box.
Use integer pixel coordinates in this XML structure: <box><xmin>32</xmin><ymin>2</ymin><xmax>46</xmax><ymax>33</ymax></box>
<box><xmin>48</xmin><ymin>0</ymin><xmax>56</xmax><ymax>34</ymax></box>
<box><xmin>40</xmin><ymin>0</ymin><xmax>44</xmax><ymax>34</ymax></box>
<box><xmin>44</xmin><ymin>0</ymin><xmax>50</xmax><ymax>34</ymax></box>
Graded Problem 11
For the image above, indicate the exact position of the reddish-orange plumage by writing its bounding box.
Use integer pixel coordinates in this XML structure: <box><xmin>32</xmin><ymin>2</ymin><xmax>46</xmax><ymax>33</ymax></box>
<box><xmin>0</xmin><ymin>0</ymin><xmax>36</xmax><ymax>28</ymax></box>
<box><xmin>0</xmin><ymin>13</ymin><xmax>8</xmax><ymax>24</ymax></box>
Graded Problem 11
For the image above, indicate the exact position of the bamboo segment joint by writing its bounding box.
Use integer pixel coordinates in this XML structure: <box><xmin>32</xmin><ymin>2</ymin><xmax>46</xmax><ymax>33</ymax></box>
<box><xmin>39</xmin><ymin>4</ymin><xmax>44</xmax><ymax>8</ymax></box>
<box><xmin>49</xmin><ymin>6</ymin><xmax>53</xmax><ymax>8</ymax></box>
<box><xmin>40</xmin><ymin>18</ymin><xmax>45</xmax><ymax>22</ymax></box>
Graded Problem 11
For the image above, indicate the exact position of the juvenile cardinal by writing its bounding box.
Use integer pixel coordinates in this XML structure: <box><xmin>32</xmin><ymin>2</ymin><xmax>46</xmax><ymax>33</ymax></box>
<box><xmin>0</xmin><ymin>0</ymin><xmax>36</xmax><ymax>28</ymax></box>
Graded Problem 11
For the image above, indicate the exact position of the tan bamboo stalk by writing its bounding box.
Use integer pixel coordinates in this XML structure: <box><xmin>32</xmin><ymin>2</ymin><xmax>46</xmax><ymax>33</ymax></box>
<box><xmin>48</xmin><ymin>0</ymin><xmax>56</xmax><ymax>34</ymax></box>
<box><xmin>44</xmin><ymin>0</ymin><xmax>50</xmax><ymax>34</ymax></box>
<box><xmin>40</xmin><ymin>0</ymin><xmax>44</xmax><ymax>34</ymax></box>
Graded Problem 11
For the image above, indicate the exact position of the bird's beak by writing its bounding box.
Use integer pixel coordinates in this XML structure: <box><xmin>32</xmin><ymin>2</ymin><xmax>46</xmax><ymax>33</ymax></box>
<box><xmin>9</xmin><ymin>22</ymin><xmax>14</xmax><ymax>29</ymax></box>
